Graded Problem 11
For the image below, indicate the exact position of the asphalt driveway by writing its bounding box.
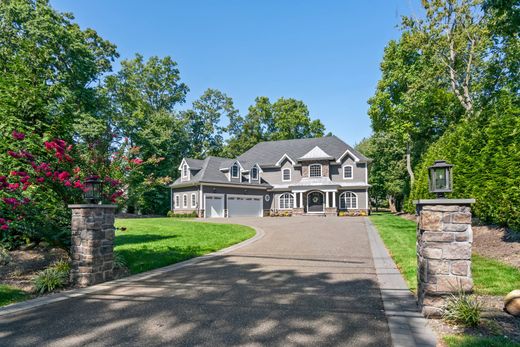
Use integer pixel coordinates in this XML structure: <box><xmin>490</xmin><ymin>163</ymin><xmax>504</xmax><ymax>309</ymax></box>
<box><xmin>0</xmin><ymin>217</ymin><xmax>392</xmax><ymax>346</ymax></box>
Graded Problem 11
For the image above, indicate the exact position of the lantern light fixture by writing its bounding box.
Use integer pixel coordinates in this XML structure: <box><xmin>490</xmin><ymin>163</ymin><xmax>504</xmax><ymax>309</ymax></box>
<box><xmin>428</xmin><ymin>160</ymin><xmax>453</xmax><ymax>198</ymax></box>
<box><xmin>84</xmin><ymin>176</ymin><xmax>103</xmax><ymax>204</ymax></box>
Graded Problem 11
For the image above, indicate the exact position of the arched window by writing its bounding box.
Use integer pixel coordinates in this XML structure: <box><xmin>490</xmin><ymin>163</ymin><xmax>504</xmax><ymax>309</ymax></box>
<box><xmin>309</xmin><ymin>164</ymin><xmax>322</xmax><ymax>177</ymax></box>
<box><xmin>231</xmin><ymin>163</ymin><xmax>239</xmax><ymax>178</ymax></box>
<box><xmin>282</xmin><ymin>168</ymin><xmax>291</xmax><ymax>181</ymax></box>
<box><xmin>339</xmin><ymin>191</ymin><xmax>358</xmax><ymax>209</ymax></box>
<box><xmin>182</xmin><ymin>164</ymin><xmax>189</xmax><ymax>178</ymax></box>
<box><xmin>279</xmin><ymin>193</ymin><xmax>294</xmax><ymax>209</ymax></box>
<box><xmin>251</xmin><ymin>167</ymin><xmax>258</xmax><ymax>180</ymax></box>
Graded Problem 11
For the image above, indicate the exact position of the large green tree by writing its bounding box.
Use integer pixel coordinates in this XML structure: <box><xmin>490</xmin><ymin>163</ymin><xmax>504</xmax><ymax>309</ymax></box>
<box><xmin>225</xmin><ymin>97</ymin><xmax>325</xmax><ymax>157</ymax></box>
<box><xmin>105</xmin><ymin>54</ymin><xmax>189</xmax><ymax>214</ymax></box>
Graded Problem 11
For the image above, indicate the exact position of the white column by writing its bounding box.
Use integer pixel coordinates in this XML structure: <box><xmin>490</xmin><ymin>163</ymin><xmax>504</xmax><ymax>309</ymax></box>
<box><xmin>299</xmin><ymin>192</ymin><xmax>303</xmax><ymax>208</ymax></box>
<box><xmin>332</xmin><ymin>191</ymin><xmax>336</xmax><ymax>208</ymax></box>
<box><xmin>325</xmin><ymin>192</ymin><xmax>329</xmax><ymax>208</ymax></box>
<box><xmin>293</xmin><ymin>193</ymin><xmax>297</xmax><ymax>208</ymax></box>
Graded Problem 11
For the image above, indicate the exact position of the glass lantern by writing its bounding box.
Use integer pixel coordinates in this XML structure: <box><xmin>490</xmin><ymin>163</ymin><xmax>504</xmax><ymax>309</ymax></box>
<box><xmin>428</xmin><ymin>160</ymin><xmax>453</xmax><ymax>198</ymax></box>
<box><xmin>84</xmin><ymin>177</ymin><xmax>103</xmax><ymax>204</ymax></box>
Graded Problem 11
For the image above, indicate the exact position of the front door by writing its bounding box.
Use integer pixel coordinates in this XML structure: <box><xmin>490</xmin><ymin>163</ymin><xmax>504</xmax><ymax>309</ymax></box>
<box><xmin>307</xmin><ymin>191</ymin><xmax>324</xmax><ymax>213</ymax></box>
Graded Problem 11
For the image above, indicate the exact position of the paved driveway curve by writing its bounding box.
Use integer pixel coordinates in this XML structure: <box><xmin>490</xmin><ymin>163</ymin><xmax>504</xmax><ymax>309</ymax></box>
<box><xmin>0</xmin><ymin>217</ymin><xmax>391</xmax><ymax>346</ymax></box>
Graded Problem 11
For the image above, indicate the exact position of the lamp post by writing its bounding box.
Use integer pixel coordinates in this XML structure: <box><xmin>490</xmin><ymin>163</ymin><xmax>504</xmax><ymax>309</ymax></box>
<box><xmin>84</xmin><ymin>177</ymin><xmax>103</xmax><ymax>204</ymax></box>
<box><xmin>428</xmin><ymin>160</ymin><xmax>453</xmax><ymax>198</ymax></box>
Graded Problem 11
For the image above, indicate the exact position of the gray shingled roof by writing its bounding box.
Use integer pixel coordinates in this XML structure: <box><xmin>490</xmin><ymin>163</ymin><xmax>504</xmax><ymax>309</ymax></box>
<box><xmin>237</xmin><ymin>135</ymin><xmax>368</xmax><ymax>166</ymax></box>
<box><xmin>171</xmin><ymin>156</ymin><xmax>270</xmax><ymax>187</ymax></box>
<box><xmin>171</xmin><ymin>136</ymin><xmax>368</xmax><ymax>187</ymax></box>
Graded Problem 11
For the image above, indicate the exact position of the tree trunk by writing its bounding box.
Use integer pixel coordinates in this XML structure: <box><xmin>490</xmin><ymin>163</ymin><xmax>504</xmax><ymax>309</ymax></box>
<box><xmin>388</xmin><ymin>196</ymin><xmax>397</xmax><ymax>213</ymax></box>
<box><xmin>406</xmin><ymin>143</ymin><xmax>415</xmax><ymax>186</ymax></box>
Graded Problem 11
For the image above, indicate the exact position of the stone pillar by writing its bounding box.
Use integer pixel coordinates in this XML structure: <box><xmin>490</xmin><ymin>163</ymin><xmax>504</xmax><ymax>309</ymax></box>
<box><xmin>414</xmin><ymin>199</ymin><xmax>475</xmax><ymax>317</ymax></box>
<box><xmin>69</xmin><ymin>204</ymin><xmax>117</xmax><ymax>287</ymax></box>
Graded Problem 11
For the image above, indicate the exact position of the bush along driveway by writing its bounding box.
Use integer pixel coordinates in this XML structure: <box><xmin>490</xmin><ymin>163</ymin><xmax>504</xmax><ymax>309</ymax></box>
<box><xmin>369</xmin><ymin>213</ymin><xmax>520</xmax><ymax>346</ymax></box>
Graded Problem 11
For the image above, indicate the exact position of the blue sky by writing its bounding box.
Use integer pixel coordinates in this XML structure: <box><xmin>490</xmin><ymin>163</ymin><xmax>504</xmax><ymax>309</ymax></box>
<box><xmin>51</xmin><ymin>0</ymin><xmax>417</xmax><ymax>145</ymax></box>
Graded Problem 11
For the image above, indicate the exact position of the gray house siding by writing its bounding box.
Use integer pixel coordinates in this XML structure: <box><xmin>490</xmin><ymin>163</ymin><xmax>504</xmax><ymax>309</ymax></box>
<box><xmin>336</xmin><ymin>188</ymin><xmax>368</xmax><ymax>210</ymax></box>
<box><xmin>171</xmin><ymin>186</ymin><xmax>200</xmax><ymax>213</ymax></box>
<box><xmin>260</xmin><ymin>159</ymin><xmax>302</xmax><ymax>186</ymax></box>
<box><xmin>330</xmin><ymin>157</ymin><xmax>367</xmax><ymax>183</ymax></box>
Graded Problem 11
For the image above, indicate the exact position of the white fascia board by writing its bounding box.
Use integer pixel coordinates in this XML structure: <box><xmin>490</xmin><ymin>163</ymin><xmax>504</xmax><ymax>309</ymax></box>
<box><xmin>336</xmin><ymin>149</ymin><xmax>360</xmax><ymax>163</ymax></box>
<box><xmin>177</xmin><ymin>158</ymin><xmax>189</xmax><ymax>170</ymax></box>
<box><xmin>275</xmin><ymin>154</ymin><xmax>296</xmax><ymax>167</ymax></box>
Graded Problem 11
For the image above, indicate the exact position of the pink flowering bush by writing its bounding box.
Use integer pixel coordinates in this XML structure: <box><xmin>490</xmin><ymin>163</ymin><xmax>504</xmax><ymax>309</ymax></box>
<box><xmin>0</xmin><ymin>130</ymin><xmax>146</xmax><ymax>249</ymax></box>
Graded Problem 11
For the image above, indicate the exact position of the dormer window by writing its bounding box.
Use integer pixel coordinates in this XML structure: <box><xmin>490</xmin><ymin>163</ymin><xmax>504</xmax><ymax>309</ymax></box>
<box><xmin>309</xmin><ymin>164</ymin><xmax>322</xmax><ymax>177</ymax></box>
<box><xmin>343</xmin><ymin>165</ymin><xmax>353</xmax><ymax>179</ymax></box>
<box><xmin>251</xmin><ymin>167</ymin><xmax>258</xmax><ymax>180</ymax></box>
<box><xmin>182</xmin><ymin>164</ymin><xmax>189</xmax><ymax>178</ymax></box>
<box><xmin>231</xmin><ymin>163</ymin><xmax>239</xmax><ymax>178</ymax></box>
<box><xmin>282</xmin><ymin>168</ymin><xmax>291</xmax><ymax>182</ymax></box>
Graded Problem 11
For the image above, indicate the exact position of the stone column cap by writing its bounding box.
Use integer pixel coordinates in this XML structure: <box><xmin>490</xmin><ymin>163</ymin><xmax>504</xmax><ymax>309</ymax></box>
<box><xmin>413</xmin><ymin>199</ymin><xmax>475</xmax><ymax>205</ymax></box>
<box><xmin>68</xmin><ymin>204</ymin><xmax>118</xmax><ymax>209</ymax></box>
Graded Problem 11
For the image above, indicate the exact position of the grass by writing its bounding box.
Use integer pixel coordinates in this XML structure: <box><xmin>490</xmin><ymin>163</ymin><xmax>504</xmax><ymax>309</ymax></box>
<box><xmin>0</xmin><ymin>284</ymin><xmax>29</xmax><ymax>307</ymax></box>
<box><xmin>444</xmin><ymin>335</ymin><xmax>520</xmax><ymax>347</ymax></box>
<box><xmin>369</xmin><ymin>213</ymin><xmax>520</xmax><ymax>296</ymax></box>
<box><xmin>115</xmin><ymin>218</ymin><xmax>255</xmax><ymax>274</ymax></box>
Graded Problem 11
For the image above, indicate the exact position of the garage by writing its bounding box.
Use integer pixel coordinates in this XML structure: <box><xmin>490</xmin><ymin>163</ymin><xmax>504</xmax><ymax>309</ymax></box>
<box><xmin>204</xmin><ymin>194</ymin><xmax>224</xmax><ymax>218</ymax></box>
<box><xmin>227</xmin><ymin>194</ymin><xmax>263</xmax><ymax>217</ymax></box>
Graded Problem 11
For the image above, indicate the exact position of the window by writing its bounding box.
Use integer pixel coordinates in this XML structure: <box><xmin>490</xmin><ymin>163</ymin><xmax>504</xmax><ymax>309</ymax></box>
<box><xmin>175</xmin><ymin>195</ymin><xmax>180</xmax><ymax>208</ymax></box>
<box><xmin>182</xmin><ymin>164</ymin><xmax>188</xmax><ymax>178</ymax></box>
<box><xmin>282</xmin><ymin>168</ymin><xmax>291</xmax><ymax>181</ymax></box>
<box><xmin>191</xmin><ymin>193</ymin><xmax>196</xmax><ymax>208</ymax></box>
<box><xmin>279</xmin><ymin>193</ymin><xmax>294</xmax><ymax>209</ymax></box>
<box><xmin>231</xmin><ymin>163</ymin><xmax>239</xmax><ymax>178</ymax></box>
<box><xmin>309</xmin><ymin>164</ymin><xmax>322</xmax><ymax>177</ymax></box>
<box><xmin>251</xmin><ymin>167</ymin><xmax>258</xmax><ymax>180</ymax></box>
<box><xmin>183</xmin><ymin>194</ymin><xmax>187</xmax><ymax>208</ymax></box>
<box><xmin>339</xmin><ymin>192</ymin><xmax>357</xmax><ymax>209</ymax></box>
<box><xmin>343</xmin><ymin>165</ymin><xmax>353</xmax><ymax>179</ymax></box>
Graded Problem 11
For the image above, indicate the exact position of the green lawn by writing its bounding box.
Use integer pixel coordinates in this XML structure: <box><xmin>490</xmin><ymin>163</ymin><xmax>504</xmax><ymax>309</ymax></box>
<box><xmin>369</xmin><ymin>213</ymin><xmax>520</xmax><ymax>295</ymax></box>
<box><xmin>115</xmin><ymin>218</ymin><xmax>255</xmax><ymax>273</ymax></box>
<box><xmin>444</xmin><ymin>335</ymin><xmax>520</xmax><ymax>347</ymax></box>
<box><xmin>0</xmin><ymin>284</ymin><xmax>29</xmax><ymax>307</ymax></box>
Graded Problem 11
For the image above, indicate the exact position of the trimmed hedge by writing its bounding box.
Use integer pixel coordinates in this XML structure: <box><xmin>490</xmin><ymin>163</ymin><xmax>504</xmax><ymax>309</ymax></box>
<box><xmin>407</xmin><ymin>95</ymin><xmax>520</xmax><ymax>232</ymax></box>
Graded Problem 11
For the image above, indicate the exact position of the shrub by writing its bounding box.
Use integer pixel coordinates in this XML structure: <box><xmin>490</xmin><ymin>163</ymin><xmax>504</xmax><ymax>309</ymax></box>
<box><xmin>0</xmin><ymin>247</ymin><xmax>10</xmax><ymax>265</ymax></box>
<box><xmin>113</xmin><ymin>252</ymin><xmax>127</xmax><ymax>269</ymax></box>
<box><xmin>33</xmin><ymin>267</ymin><xmax>69</xmax><ymax>294</ymax></box>
<box><xmin>168</xmin><ymin>211</ymin><xmax>198</xmax><ymax>218</ymax></box>
<box><xmin>52</xmin><ymin>260</ymin><xmax>71</xmax><ymax>273</ymax></box>
<box><xmin>442</xmin><ymin>290</ymin><xmax>482</xmax><ymax>327</ymax></box>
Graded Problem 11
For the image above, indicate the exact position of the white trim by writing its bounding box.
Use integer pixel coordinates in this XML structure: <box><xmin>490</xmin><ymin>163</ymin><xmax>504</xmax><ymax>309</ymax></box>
<box><xmin>343</xmin><ymin>165</ymin><xmax>353</xmax><ymax>179</ymax></box>
<box><xmin>282</xmin><ymin>168</ymin><xmax>291</xmax><ymax>182</ymax></box>
<box><xmin>174</xmin><ymin>193</ymin><xmax>180</xmax><ymax>208</ymax></box>
<box><xmin>250</xmin><ymin>166</ymin><xmax>259</xmax><ymax>180</ymax></box>
<box><xmin>275</xmin><ymin>153</ymin><xmax>296</xmax><ymax>167</ymax></box>
<box><xmin>177</xmin><ymin>158</ymin><xmax>188</xmax><ymax>170</ymax></box>
<box><xmin>204</xmin><ymin>193</ymin><xmax>225</xmax><ymax>218</ymax></box>
<box><xmin>365</xmin><ymin>163</ymin><xmax>368</xmax><ymax>184</ymax></box>
<box><xmin>191</xmin><ymin>193</ymin><xmax>196</xmax><ymax>208</ymax></box>
<box><xmin>308</xmin><ymin>163</ymin><xmax>322</xmax><ymax>177</ymax></box>
<box><xmin>306</xmin><ymin>191</ymin><xmax>325</xmax><ymax>213</ymax></box>
<box><xmin>339</xmin><ymin>191</ymin><xmax>358</xmax><ymax>209</ymax></box>
<box><xmin>227</xmin><ymin>194</ymin><xmax>263</xmax><ymax>217</ymax></box>
<box><xmin>336</xmin><ymin>149</ymin><xmax>360</xmax><ymax>163</ymax></box>
<box><xmin>199</xmin><ymin>186</ymin><xmax>203</xmax><ymax>216</ymax></box>
<box><xmin>278</xmin><ymin>193</ymin><xmax>295</xmax><ymax>210</ymax></box>
<box><xmin>231</xmin><ymin>163</ymin><xmax>240</xmax><ymax>178</ymax></box>
<box><xmin>182</xmin><ymin>194</ymin><xmax>188</xmax><ymax>208</ymax></box>
<box><xmin>365</xmin><ymin>188</ymin><xmax>369</xmax><ymax>209</ymax></box>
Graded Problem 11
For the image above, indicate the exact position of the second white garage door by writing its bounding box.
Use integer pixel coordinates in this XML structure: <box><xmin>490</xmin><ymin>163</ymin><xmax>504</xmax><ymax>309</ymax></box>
<box><xmin>227</xmin><ymin>195</ymin><xmax>263</xmax><ymax>217</ymax></box>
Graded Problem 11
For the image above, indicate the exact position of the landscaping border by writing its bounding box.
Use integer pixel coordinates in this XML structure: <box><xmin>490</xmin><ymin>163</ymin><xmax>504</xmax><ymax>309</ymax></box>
<box><xmin>0</xmin><ymin>222</ymin><xmax>265</xmax><ymax>317</ymax></box>
<box><xmin>365</xmin><ymin>218</ymin><xmax>438</xmax><ymax>347</ymax></box>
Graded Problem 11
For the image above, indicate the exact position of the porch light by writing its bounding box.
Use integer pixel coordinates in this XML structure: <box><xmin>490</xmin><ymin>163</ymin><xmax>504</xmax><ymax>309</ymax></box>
<box><xmin>428</xmin><ymin>160</ymin><xmax>453</xmax><ymax>198</ymax></box>
<box><xmin>84</xmin><ymin>176</ymin><xmax>103</xmax><ymax>204</ymax></box>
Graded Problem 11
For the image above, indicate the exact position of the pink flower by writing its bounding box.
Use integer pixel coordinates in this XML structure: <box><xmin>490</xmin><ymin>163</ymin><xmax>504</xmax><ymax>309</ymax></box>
<box><xmin>7</xmin><ymin>150</ymin><xmax>21</xmax><ymax>159</ymax></box>
<box><xmin>36</xmin><ymin>177</ymin><xmax>45</xmax><ymax>183</ymax></box>
<box><xmin>12</xmin><ymin>130</ymin><xmax>25</xmax><ymax>140</ymax></box>
<box><xmin>0</xmin><ymin>224</ymin><xmax>8</xmax><ymax>230</ymax></box>
<box><xmin>0</xmin><ymin>218</ymin><xmax>5</xmax><ymax>224</ymax></box>
<box><xmin>57</xmin><ymin>171</ymin><xmax>70</xmax><ymax>181</ymax></box>
<box><xmin>131</xmin><ymin>158</ymin><xmax>143</xmax><ymax>165</ymax></box>
<box><xmin>64</xmin><ymin>180</ymin><xmax>72</xmax><ymax>187</ymax></box>
<box><xmin>8</xmin><ymin>183</ymin><xmax>20</xmax><ymax>190</ymax></box>
<box><xmin>3</xmin><ymin>197</ymin><xmax>18</xmax><ymax>205</ymax></box>
<box><xmin>74</xmin><ymin>181</ymin><xmax>84</xmax><ymax>189</ymax></box>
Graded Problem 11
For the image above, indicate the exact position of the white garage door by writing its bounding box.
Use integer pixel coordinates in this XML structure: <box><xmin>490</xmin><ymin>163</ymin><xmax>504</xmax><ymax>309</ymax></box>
<box><xmin>227</xmin><ymin>195</ymin><xmax>263</xmax><ymax>217</ymax></box>
<box><xmin>205</xmin><ymin>195</ymin><xmax>224</xmax><ymax>218</ymax></box>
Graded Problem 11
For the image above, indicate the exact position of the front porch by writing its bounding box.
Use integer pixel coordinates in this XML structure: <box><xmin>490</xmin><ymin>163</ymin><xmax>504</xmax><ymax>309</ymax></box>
<box><xmin>291</xmin><ymin>190</ymin><xmax>338</xmax><ymax>216</ymax></box>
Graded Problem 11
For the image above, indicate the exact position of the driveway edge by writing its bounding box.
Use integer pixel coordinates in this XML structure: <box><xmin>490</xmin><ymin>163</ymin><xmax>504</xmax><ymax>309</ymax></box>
<box><xmin>365</xmin><ymin>218</ymin><xmax>437</xmax><ymax>347</ymax></box>
<box><xmin>0</xmin><ymin>223</ymin><xmax>265</xmax><ymax>317</ymax></box>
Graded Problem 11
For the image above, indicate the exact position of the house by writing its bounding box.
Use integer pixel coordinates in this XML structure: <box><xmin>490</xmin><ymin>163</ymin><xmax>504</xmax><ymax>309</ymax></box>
<box><xmin>170</xmin><ymin>135</ymin><xmax>370</xmax><ymax>218</ymax></box>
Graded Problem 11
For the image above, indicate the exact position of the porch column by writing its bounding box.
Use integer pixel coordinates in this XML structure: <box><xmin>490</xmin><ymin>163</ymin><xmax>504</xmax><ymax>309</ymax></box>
<box><xmin>325</xmin><ymin>192</ymin><xmax>329</xmax><ymax>208</ymax></box>
<box><xmin>299</xmin><ymin>192</ymin><xmax>303</xmax><ymax>208</ymax></box>
<box><xmin>332</xmin><ymin>191</ymin><xmax>336</xmax><ymax>208</ymax></box>
<box><xmin>293</xmin><ymin>193</ymin><xmax>297</xmax><ymax>208</ymax></box>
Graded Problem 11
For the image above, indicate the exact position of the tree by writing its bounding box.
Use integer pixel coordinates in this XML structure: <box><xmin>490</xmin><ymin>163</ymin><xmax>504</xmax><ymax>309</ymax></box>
<box><xmin>105</xmin><ymin>54</ymin><xmax>189</xmax><ymax>214</ymax></box>
<box><xmin>224</xmin><ymin>97</ymin><xmax>325</xmax><ymax>157</ymax></box>
<box><xmin>185</xmin><ymin>89</ymin><xmax>239</xmax><ymax>158</ymax></box>
<box><xmin>0</xmin><ymin>0</ymin><xmax>118</xmax><ymax>139</ymax></box>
